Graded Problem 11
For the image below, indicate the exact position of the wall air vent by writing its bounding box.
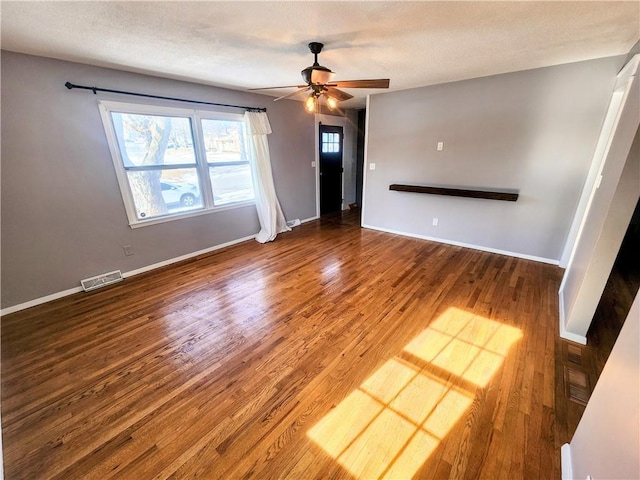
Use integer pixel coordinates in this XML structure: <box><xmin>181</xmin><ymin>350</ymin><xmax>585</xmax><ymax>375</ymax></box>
<box><xmin>80</xmin><ymin>270</ymin><xmax>123</xmax><ymax>292</ymax></box>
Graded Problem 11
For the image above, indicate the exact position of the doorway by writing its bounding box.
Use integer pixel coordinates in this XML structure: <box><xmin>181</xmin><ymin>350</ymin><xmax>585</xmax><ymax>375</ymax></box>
<box><xmin>588</xmin><ymin>197</ymin><xmax>640</xmax><ymax>375</ymax></box>
<box><xmin>319</xmin><ymin>124</ymin><xmax>343</xmax><ymax>215</ymax></box>
<box><xmin>355</xmin><ymin>109</ymin><xmax>366</xmax><ymax>208</ymax></box>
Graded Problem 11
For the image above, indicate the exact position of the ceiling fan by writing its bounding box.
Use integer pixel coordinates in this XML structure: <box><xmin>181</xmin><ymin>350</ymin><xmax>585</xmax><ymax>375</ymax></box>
<box><xmin>249</xmin><ymin>42</ymin><xmax>390</xmax><ymax>112</ymax></box>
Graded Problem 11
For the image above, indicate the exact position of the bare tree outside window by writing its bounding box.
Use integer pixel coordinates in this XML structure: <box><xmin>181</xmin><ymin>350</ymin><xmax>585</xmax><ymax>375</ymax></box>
<box><xmin>101</xmin><ymin>102</ymin><xmax>255</xmax><ymax>226</ymax></box>
<box><xmin>112</xmin><ymin>113</ymin><xmax>200</xmax><ymax>219</ymax></box>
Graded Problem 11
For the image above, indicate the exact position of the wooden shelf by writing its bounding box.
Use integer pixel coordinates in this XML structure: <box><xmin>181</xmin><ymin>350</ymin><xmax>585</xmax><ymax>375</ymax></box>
<box><xmin>389</xmin><ymin>184</ymin><xmax>519</xmax><ymax>202</ymax></box>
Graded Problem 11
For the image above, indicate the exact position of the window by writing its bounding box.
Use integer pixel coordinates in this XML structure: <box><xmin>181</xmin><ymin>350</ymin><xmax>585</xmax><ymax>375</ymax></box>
<box><xmin>321</xmin><ymin>132</ymin><xmax>341</xmax><ymax>153</ymax></box>
<box><xmin>99</xmin><ymin>102</ymin><xmax>254</xmax><ymax>226</ymax></box>
<box><xmin>201</xmin><ymin>119</ymin><xmax>254</xmax><ymax>206</ymax></box>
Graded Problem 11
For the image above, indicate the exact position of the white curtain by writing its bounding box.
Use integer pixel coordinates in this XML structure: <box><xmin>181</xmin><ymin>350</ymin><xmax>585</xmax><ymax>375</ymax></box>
<box><xmin>244</xmin><ymin>111</ymin><xmax>290</xmax><ymax>243</ymax></box>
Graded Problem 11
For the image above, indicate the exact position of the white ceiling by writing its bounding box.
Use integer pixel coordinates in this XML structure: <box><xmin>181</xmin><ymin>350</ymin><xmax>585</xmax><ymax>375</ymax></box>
<box><xmin>1</xmin><ymin>1</ymin><xmax>639</xmax><ymax>108</ymax></box>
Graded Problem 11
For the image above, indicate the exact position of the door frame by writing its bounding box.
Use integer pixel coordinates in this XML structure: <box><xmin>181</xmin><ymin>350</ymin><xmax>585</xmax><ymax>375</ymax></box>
<box><xmin>558</xmin><ymin>54</ymin><xmax>639</xmax><ymax>343</ymax></box>
<box><xmin>314</xmin><ymin>114</ymin><xmax>351</xmax><ymax>218</ymax></box>
<box><xmin>318</xmin><ymin>123</ymin><xmax>344</xmax><ymax>215</ymax></box>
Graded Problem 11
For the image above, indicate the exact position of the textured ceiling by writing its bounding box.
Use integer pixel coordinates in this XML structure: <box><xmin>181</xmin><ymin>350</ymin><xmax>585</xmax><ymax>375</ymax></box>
<box><xmin>1</xmin><ymin>1</ymin><xmax>639</xmax><ymax>108</ymax></box>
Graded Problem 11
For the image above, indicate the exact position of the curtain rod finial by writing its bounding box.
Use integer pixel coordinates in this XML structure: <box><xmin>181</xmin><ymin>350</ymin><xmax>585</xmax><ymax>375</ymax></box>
<box><xmin>65</xmin><ymin>82</ymin><xmax>73</xmax><ymax>89</ymax></box>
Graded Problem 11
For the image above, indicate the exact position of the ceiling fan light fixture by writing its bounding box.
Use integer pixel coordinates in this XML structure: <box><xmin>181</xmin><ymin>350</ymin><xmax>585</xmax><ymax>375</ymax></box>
<box><xmin>305</xmin><ymin>94</ymin><xmax>317</xmax><ymax>113</ymax></box>
<box><xmin>324</xmin><ymin>94</ymin><xmax>338</xmax><ymax>111</ymax></box>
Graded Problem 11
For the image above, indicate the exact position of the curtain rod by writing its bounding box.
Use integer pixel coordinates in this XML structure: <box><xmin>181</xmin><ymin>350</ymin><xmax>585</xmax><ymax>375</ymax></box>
<box><xmin>64</xmin><ymin>82</ymin><xmax>267</xmax><ymax>112</ymax></box>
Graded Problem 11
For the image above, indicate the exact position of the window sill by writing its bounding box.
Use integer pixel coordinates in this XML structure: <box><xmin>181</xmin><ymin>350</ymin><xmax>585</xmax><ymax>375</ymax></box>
<box><xmin>128</xmin><ymin>201</ymin><xmax>256</xmax><ymax>229</ymax></box>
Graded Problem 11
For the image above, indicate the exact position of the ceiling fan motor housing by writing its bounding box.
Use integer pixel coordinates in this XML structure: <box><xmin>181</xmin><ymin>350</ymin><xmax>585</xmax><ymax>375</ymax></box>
<box><xmin>301</xmin><ymin>65</ymin><xmax>334</xmax><ymax>85</ymax></box>
<box><xmin>301</xmin><ymin>41</ymin><xmax>335</xmax><ymax>85</ymax></box>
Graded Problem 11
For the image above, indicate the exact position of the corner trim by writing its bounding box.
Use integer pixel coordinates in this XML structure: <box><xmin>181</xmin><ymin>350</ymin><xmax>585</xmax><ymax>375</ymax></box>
<box><xmin>361</xmin><ymin>223</ymin><xmax>560</xmax><ymax>265</ymax></box>
<box><xmin>558</xmin><ymin>291</ymin><xmax>587</xmax><ymax>345</ymax></box>
<box><xmin>1</xmin><ymin>233</ymin><xmax>257</xmax><ymax>316</ymax></box>
<box><xmin>560</xmin><ymin>325</ymin><xmax>588</xmax><ymax>345</ymax></box>
<box><xmin>561</xmin><ymin>443</ymin><xmax>573</xmax><ymax>480</ymax></box>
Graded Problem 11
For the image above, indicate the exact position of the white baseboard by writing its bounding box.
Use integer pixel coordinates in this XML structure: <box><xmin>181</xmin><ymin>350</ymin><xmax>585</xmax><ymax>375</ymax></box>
<box><xmin>561</xmin><ymin>443</ymin><xmax>573</xmax><ymax>480</ymax></box>
<box><xmin>1</xmin><ymin>216</ymin><xmax>327</xmax><ymax>317</ymax></box>
<box><xmin>1</xmin><ymin>233</ymin><xmax>257</xmax><ymax>316</ymax></box>
<box><xmin>0</xmin><ymin>286</ymin><xmax>84</xmax><ymax>316</ymax></box>
<box><xmin>361</xmin><ymin>224</ymin><xmax>560</xmax><ymax>265</ymax></box>
<box><xmin>121</xmin><ymin>234</ymin><xmax>257</xmax><ymax>279</ymax></box>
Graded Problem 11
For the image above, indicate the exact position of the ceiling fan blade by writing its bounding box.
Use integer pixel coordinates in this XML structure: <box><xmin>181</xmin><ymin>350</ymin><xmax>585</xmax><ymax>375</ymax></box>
<box><xmin>331</xmin><ymin>79</ymin><xmax>390</xmax><ymax>89</ymax></box>
<box><xmin>324</xmin><ymin>87</ymin><xmax>353</xmax><ymax>102</ymax></box>
<box><xmin>248</xmin><ymin>85</ymin><xmax>306</xmax><ymax>90</ymax></box>
<box><xmin>273</xmin><ymin>87</ymin><xmax>310</xmax><ymax>102</ymax></box>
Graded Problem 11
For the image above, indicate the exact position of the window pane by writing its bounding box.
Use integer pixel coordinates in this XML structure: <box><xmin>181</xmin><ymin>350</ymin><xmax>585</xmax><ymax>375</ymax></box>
<box><xmin>201</xmin><ymin>119</ymin><xmax>246</xmax><ymax>164</ymax></box>
<box><xmin>126</xmin><ymin>168</ymin><xmax>201</xmax><ymax>220</ymax></box>
<box><xmin>209</xmin><ymin>164</ymin><xmax>254</xmax><ymax>206</ymax></box>
<box><xmin>111</xmin><ymin>113</ymin><xmax>195</xmax><ymax>167</ymax></box>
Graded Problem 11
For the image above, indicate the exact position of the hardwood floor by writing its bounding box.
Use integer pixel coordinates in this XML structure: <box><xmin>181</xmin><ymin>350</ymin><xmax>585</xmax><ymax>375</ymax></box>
<box><xmin>2</xmin><ymin>210</ymin><xmax>566</xmax><ymax>479</ymax></box>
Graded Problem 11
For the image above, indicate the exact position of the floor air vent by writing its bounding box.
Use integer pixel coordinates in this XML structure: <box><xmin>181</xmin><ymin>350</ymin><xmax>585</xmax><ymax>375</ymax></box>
<box><xmin>81</xmin><ymin>270</ymin><xmax>123</xmax><ymax>292</ymax></box>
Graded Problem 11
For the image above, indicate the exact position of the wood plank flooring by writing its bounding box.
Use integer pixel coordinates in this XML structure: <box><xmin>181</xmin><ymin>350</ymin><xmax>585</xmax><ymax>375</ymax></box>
<box><xmin>2</xmin><ymin>210</ymin><xmax>566</xmax><ymax>479</ymax></box>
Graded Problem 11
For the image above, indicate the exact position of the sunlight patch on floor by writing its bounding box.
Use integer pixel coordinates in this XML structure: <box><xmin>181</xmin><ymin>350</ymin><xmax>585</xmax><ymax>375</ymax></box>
<box><xmin>405</xmin><ymin>309</ymin><xmax>522</xmax><ymax>387</ymax></box>
<box><xmin>307</xmin><ymin>307</ymin><xmax>522</xmax><ymax>479</ymax></box>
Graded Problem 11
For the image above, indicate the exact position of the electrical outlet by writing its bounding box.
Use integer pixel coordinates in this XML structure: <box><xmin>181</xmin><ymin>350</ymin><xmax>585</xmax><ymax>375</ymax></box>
<box><xmin>432</xmin><ymin>218</ymin><xmax>439</xmax><ymax>227</ymax></box>
<box><xmin>123</xmin><ymin>245</ymin><xmax>133</xmax><ymax>256</ymax></box>
<box><xmin>369</xmin><ymin>163</ymin><xmax>376</xmax><ymax>170</ymax></box>
<box><xmin>437</xmin><ymin>141</ymin><xmax>444</xmax><ymax>151</ymax></box>
<box><xmin>311</xmin><ymin>161</ymin><xmax>316</xmax><ymax>167</ymax></box>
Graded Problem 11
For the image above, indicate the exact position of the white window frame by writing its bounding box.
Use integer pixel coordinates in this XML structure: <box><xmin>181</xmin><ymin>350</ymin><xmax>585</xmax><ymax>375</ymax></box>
<box><xmin>321</xmin><ymin>132</ymin><xmax>341</xmax><ymax>153</ymax></box>
<box><xmin>99</xmin><ymin>100</ymin><xmax>254</xmax><ymax>228</ymax></box>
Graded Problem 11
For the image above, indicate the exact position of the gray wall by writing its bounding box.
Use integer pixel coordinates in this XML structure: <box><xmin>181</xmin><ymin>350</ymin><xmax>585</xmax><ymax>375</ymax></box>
<box><xmin>1</xmin><ymin>51</ymin><xmax>316</xmax><ymax>309</ymax></box>
<box><xmin>362</xmin><ymin>56</ymin><xmax>626</xmax><ymax>262</ymax></box>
